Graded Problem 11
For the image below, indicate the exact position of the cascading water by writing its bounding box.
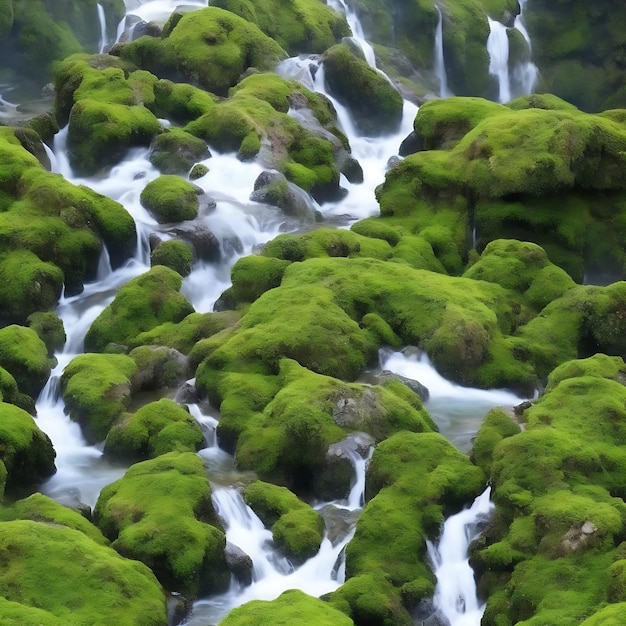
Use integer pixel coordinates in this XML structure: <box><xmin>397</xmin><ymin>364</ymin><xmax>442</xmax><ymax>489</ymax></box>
<box><xmin>434</xmin><ymin>6</ymin><xmax>452</xmax><ymax>98</ymax></box>
<box><xmin>97</xmin><ymin>4</ymin><xmax>108</xmax><ymax>53</ymax></box>
<box><xmin>487</xmin><ymin>17</ymin><xmax>511</xmax><ymax>104</ymax></box>
<box><xmin>512</xmin><ymin>0</ymin><xmax>539</xmax><ymax>96</ymax></box>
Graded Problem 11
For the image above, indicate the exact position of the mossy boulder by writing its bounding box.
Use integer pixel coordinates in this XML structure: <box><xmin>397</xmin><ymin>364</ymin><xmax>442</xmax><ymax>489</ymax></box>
<box><xmin>322</xmin><ymin>43</ymin><xmax>404</xmax><ymax>136</ymax></box>
<box><xmin>212</xmin><ymin>0</ymin><xmax>350</xmax><ymax>55</ymax></box>
<box><xmin>474</xmin><ymin>354</ymin><xmax>626</xmax><ymax>625</ymax></box>
<box><xmin>84</xmin><ymin>265</ymin><xmax>195</xmax><ymax>352</ymax></box>
<box><xmin>61</xmin><ymin>353</ymin><xmax>137</xmax><ymax>444</ymax></box>
<box><xmin>331</xmin><ymin>430</ymin><xmax>485</xmax><ymax>624</ymax></box>
<box><xmin>0</xmin><ymin>325</ymin><xmax>51</xmax><ymax>401</ymax></box>
<box><xmin>220</xmin><ymin>589</ymin><xmax>354</xmax><ymax>626</ymax></box>
<box><xmin>150</xmin><ymin>239</ymin><xmax>194</xmax><ymax>276</ymax></box>
<box><xmin>128</xmin><ymin>345</ymin><xmax>189</xmax><ymax>391</ymax></box>
<box><xmin>119</xmin><ymin>7</ymin><xmax>287</xmax><ymax>96</ymax></box>
<box><xmin>0</xmin><ymin>402</ymin><xmax>56</xmax><ymax>497</ymax></box>
<box><xmin>225</xmin><ymin>255</ymin><xmax>291</xmax><ymax>306</ymax></box>
<box><xmin>149</xmin><ymin>128</ymin><xmax>210</xmax><ymax>175</ymax></box>
<box><xmin>243</xmin><ymin>480</ymin><xmax>324</xmax><ymax>561</ymax></box>
<box><xmin>151</xmin><ymin>79</ymin><xmax>216</xmax><ymax>124</ymax></box>
<box><xmin>0</xmin><ymin>520</ymin><xmax>167</xmax><ymax>625</ymax></box>
<box><xmin>94</xmin><ymin>452</ymin><xmax>230</xmax><ymax>597</ymax></box>
<box><xmin>104</xmin><ymin>398</ymin><xmax>204</xmax><ymax>462</ymax></box>
<box><xmin>26</xmin><ymin>312</ymin><xmax>66</xmax><ymax>357</ymax></box>
<box><xmin>140</xmin><ymin>175</ymin><xmax>201</xmax><ymax>224</ymax></box>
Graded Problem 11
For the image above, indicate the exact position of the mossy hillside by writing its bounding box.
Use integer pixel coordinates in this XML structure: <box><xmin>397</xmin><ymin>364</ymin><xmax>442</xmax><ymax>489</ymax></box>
<box><xmin>84</xmin><ymin>265</ymin><xmax>195</xmax><ymax>352</ymax></box>
<box><xmin>0</xmin><ymin>402</ymin><xmax>56</xmax><ymax>497</ymax></box>
<box><xmin>186</xmin><ymin>73</ymin><xmax>347</xmax><ymax>200</ymax></box>
<box><xmin>0</xmin><ymin>325</ymin><xmax>51</xmax><ymax>401</ymax></box>
<box><xmin>0</xmin><ymin>492</ymin><xmax>106</xmax><ymax>545</ymax></box>
<box><xmin>150</xmin><ymin>239</ymin><xmax>194</xmax><ymax>277</ymax></box>
<box><xmin>233</xmin><ymin>359</ymin><xmax>434</xmax><ymax>492</ymax></box>
<box><xmin>332</xmin><ymin>431</ymin><xmax>485</xmax><ymax>624</ymax></box>
<box><xmin>474</xmin><ymin>355</ymin><xmax>626</xmax><ymax>625</ymax></box>
<box><xmin>129</xmin><ymin>310</ymin><xmax>240</xmax><ymax>355</ymax></box>
<box><xmin>244</xmin><ymin>480</ymin><xmax>325</xmax><ymax>561</ymax></box>
<box><xmin>212</xmin><ymin>0</ymin><xmax>349</xmax><ymax>55</ymax></box>
<box><xmin>220</xmin><ymin>589</ymin><xmax>354</xmax><ymax>626</ymax></box>
<box><xmin>60</xmin><ymin>353</ymin><xmax>137</xmax><ymax>444</ymax></box>
<box><xmin>119</xmin><ymin>8</ymin><xmax>287</xmax><ymax>97</ymax></box>
<box><xmin>104</xmin><ymin>398</ymin><xmax>204</xmax><ymax>462</ymax></box>
<box><xmin>94</xmin><ymin>452</ymin><xmax>229</xmax><ymax>597</ymax></box>
<box><xmin>140</xmin><ymin>176</ymin><xmax>201</xmax><ymax>224</ymax></box>
<box><xmin>0</xmin><ymin>520</ymin><xmax>167</xmax><ymax>626</ymax></box>
<box><xmin>322</xmin><ymin>43</ymin><xmax>404</xmax><ymax>136</ymax></box>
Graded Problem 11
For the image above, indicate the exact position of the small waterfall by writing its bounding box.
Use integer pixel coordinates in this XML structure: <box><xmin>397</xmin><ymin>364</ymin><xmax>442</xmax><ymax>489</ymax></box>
<box><xmin>345</xmin><ymin>447</ymin><xmax>373</xmax><ymax>509</ymax></box>
<box><xmin>487</xmin><ymin>17</ymin><xmax>511</xmax><ymax>103</ymax></box>
<box><xmin>97</xmin><ymin>4</ymin><xmax>108</xmax><ymax>53</ymax></box>
<box><xmin>434</xmin><ymin>6</ymin><xmax>452</xmax><ymax>98</ymax></box>
<box><xmin>328</xmin><ymin>0</ymin><xmax>377</xmax><ymax>68</ymax></box>
<box><xmin>427</xmin><ymin>487</ymin><xmax>494</xmax><ymax>626</ymax></box>
<box><xmin>512</xmin><ymin>0</ymin><xmax>538</xmax><ymax>96</ymax></box>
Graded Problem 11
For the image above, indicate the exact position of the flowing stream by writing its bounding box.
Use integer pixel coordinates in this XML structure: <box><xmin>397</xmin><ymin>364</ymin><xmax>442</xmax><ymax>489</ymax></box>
<box><xmin>434</xmin><ymin>6</ymin><xmax>453</xmax><ymax>98</ymax></box>
<box><xmin>2</xmin><ymin>0</ymin><xmax>537</xmax><ymax>622</ymax></box>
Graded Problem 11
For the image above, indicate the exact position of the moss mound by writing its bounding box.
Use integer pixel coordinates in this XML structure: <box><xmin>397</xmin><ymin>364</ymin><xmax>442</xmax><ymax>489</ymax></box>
<box><xmin>61</xmin><ymin>353</ymin><xmax>137</xmax><ymax>444</ymax></box>
<box><xmin>212</xmin><ymin>0</ymin><xmax>349</xmax><ymax>55</ymax></box>
<box><xmin>119</xmin><ymin>7</ymin><xmax>287</xmax><ymax>96</ymax></box>
<box><xmin>94</xmin><ymin>451</ymin><xmax>229</xmax><ymax>597</ymax></box>
<box><xmin>0</xmin><ymin>519</ymin><xmax>167</xmax><ymax>625</ymax></box>
<box><xmin>104</xmin><ymin>398</ymin><xmax>204</xmax><ymax>462</ymax></box>
<box><xmin>244</xmin><ymin>480</ymin><xmax>324</xmax><ymax>561</ymax></box>
<box><xmin>26</xmin><ymin>312</ymin><xmax>66</xmax><ymax>357</ymax></box>
<box><xmin>149</xmin><ymin>128</ymin><xmax>210</xmax><ymax>175</ymax></box>
<box><xmin>0</xmin><ymin>402</ymin><xmax>56</xmax><ymax>497</ymax></box>
<box><xmin>322</xmin><ymin>43</ymin><xmax>403</xmax><ymax>136</ymax></box>
<box><xmin>84</xmin><ymin>265</ymin><xmax>195</xmax><ymax>352</ymax></box>
<box><xmin>150</xmin><ymin>239</ymin><xmax>194</xmax><ymax>276</ymax></box>
<box><xmin>221</xmin><ymin>589</ymin><xmax>354</xmax><ymax>625</ymax></box>
<box><xmin>140</xmin><ymin>175</ymin><xmax>201</xmax><ymax>224</ymax></box>
<box><xmin>473</xmin><ymin>354</ymin><xmax>626</xmax><ymax>625</ymax></box>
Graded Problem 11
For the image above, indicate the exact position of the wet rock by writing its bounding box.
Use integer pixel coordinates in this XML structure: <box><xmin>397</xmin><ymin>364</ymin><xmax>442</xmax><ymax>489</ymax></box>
<box><xmin>175</xmin><ymin>381</ymin><xmax>200</xmax><ymax>404</ymax></box>
<box><xmin>378</xmin><ymin>370</ymin><xmax>429</xmax><ymax>402</ymax></box>
<box><xmin>340</xmin><ymin>155</ymin><xmax>364</xmax><ymax>183</ymax></box>
<box><xmin>399</xmin><ymin>130</ymin><xmax>422</xmax><ymax>156</ymax></box>
<box><xmin>250</xmin><ymin>170</ymin><xmax>317</xmax><ymax>222</ymax></box>
<box><xmin>170</xmin><ymin>223</ymin><xmax>221</xmax><ymax>263</ymax></box>
<box><xmin>225</xmin><ymin>542</ymin><xmax>253</xmax><ymax>586</ymax></box>
<box><xmin>129</xmin><ymin>346</ymin><xmax>189</xmax><ymax>391</ymax></box>
<box><xmin>189</xmin><ymin>163</ymin><xmax>209</xmax><ymax>180</ymax></box>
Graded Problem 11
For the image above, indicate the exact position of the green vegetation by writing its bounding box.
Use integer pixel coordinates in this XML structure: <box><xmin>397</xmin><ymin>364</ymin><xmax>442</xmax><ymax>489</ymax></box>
<box><xmin>140</xmin><ymin>176</ymin><xmax>201</xmax><ymax>224</ymax></box>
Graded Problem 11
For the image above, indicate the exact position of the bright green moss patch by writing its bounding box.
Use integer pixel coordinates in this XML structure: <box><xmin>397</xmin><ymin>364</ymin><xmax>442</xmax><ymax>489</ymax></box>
<box><xmin>0</xmin><ymin>596</ymin><xmax>62</xmax><ymax>626</ymax></box>
<box><xmin>104</xmin><ymin>398</ymin><xmax>204</xmax><ymax>461</ymax></box>
<box><xmin>26</xmin><ymin>312</ymin><xmax>66</xmax><ymax>357</ymax></box>
<box><xmin>61</xmin><ymin>353</ymin><xmax>137</xmax><ymax>443</ymax></box>
<box><xmin>149</xmin><ymin>128</ymin><xmax>210</xmax><ymax>175</ymax></box>
<box><xmin>221</xmin><ymin>589</ymin><xmax>354</xmax><ymax>626</ymax></box>
<box><xmin>0</xmin><ymin>402</ymin><xmax>56</xmax><ymax>496</ymax></box>
<box><xmin>0</xmin><ymin>520</ymin><xmax>167</xmax><ymax>625</ymax></box>
<box><xmin>150</xmin><ymin>239</ymin><xmax>194</xmax><ymax>276</ymax></box>
<box><xmin>94</xmin><ymin>452</ymin><xmax>229</xmax><ymax>597</ymax></box>
<box><xmin>244</xmin><ymin>480</ymin><xmax>324</xmax><ymax>561</ymax></box>
<box><xmin>140</xmin><ymin>176</ymin><xmax>201</xmax><ymax>224</ymax></box>
<box><xmin>84</xmin><ymin>265</ymin><xmax>195</xmax><ymax>352</ymax></box>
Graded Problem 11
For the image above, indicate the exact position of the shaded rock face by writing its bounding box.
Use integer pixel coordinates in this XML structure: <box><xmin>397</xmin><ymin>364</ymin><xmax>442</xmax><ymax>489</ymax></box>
<box><xmin>378</xmin><ymin>370</ymin><xmax>429</xmax><ymax>402</ymax></box>
<box><xmin>169</xmin><ymin>223</ymin><xmax>222</xmax><ymax>263</ymax></box>
<box><xmin>225</xmin><ymin>542</ymin><xmax>253</xmax><ymax>587</ymax></box>
<box><xmin>250</xmin><ymin>170</ymin><xmax>318</xmax><ymax>222</ymax></box>
<box><xmin>130</xmin><ymin>346</ymin><xmax>189</xmax><ymax>391</ymax></box>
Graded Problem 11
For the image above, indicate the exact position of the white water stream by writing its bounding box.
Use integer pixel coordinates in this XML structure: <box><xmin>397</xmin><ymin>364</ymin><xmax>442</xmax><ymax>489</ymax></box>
<box><xmin>434</xmin><ymin>6</ymin><xmax>453</xmax><ymax>98</ymax></box>
<box><xmin>1</xmin><ymin>0</ymin><xmax>536</xmax><ymax>622</ymax></box>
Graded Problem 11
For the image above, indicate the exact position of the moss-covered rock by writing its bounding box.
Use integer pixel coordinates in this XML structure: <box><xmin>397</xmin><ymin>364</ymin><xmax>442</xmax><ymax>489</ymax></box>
<box><xmin>119</xmin><ymin>7</ymin><xmax>287</xmax><ymax>96</ymax></box>
<box><xmin>220</xmin><ymin>589</ymin><xmax>354</xmax><ymax>626</ymax></box>
<box><xmin>0</xmin><ymin>402</ymin><xmax>56</xmax><ymax>497</ymax></box>
<box><xmin>212</xmin><ymin>0</ymin><xmax>350</xmax><ymax>55</ymax></box>
<box><xmin>150</xmin><ymin>239</ymin><xmax>194</xmax><ymax>277</ymax></box>
<box><xmin>0</xmin><ymin>519</ymin><xmax>167</xmax><ymax>625</ymax></box>
<box><xmin>0</xmin><ymin>325</ymin><xmax>51</xmax><ymax>401</ymax></box>
<box><xmin>330</xmin><ymin>430</ymin><xmax>485</xmax><ymax>624</ymax></box>
<box><xmin>243</xmin><ymin>480</ymin><xmax>324</xmax><ymax>561</ymax></box>
<box><xmin>94</xmin><ymin>451</ymin><xmax>230</xmax><ymax>597</ymax></box>
<box><xmin>140</xmin><ymin>175</ymin><xmax>201</xmax><ymax>224</ymax></box>
<box><xmin>104</xmin><ymin>398</ymin><xmax>204</xmax><ymax>462</ymax></box>
<box><xmin>149</xmin><ymin>128</ymin><xmax>210</xmax><ymax>175</ymax></box>
<box><xmin>26</xmin><ymin>312</ymin><xmax>66</xmax><ymax>357</ymax></box>
<box><xmin>322</xmin><ymin>43</ymin><xmax>403</xmax><ymax>136</ymax></box>
<box><xmin>84</xmin><ymin>265</ymin><xmax>195</xmax><ymax>352</ymax></box>
<box><xmin>61</xmin><ymin>352</ymin><xmax>137</xmax><ymax>443</ymax></box>
<box><xmin>474</xmin><ymin>354</ymin><xmax>626</xmax><ymax>625</ymax></box>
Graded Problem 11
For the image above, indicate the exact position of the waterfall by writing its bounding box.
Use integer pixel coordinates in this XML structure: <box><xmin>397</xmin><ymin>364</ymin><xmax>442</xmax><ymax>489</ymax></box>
<box><xmin>434</xmin><ymin>6</ymin><xmax>452</xmax><ymax>98</ymax></box>
<box><xmin>327</xmin><ymin>0</ymin><xmax>377</xmax><ymax>68</ymax></box>
<box><xmin>427</xmin><ymin>487</ymin><xmax>494</xmax><ymax>626</ymax></box>
<box><xmin>487</xmin><ymin>17</ymin><xmax>511</xmax><ymax>103</ymax></box>
<box><xmin>512</xmin><ymin>0</ymin><xmax>539</xmax><ymax>96</ymax></box>
<box><xmin>97</xmin><ymin>4</ymin><xmax>108</xmax><ymax>53</ymax></box>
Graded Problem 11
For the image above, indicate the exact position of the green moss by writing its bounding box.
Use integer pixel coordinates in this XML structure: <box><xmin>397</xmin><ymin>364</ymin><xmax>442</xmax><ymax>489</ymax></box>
<box><xmin>228</xmin><ymin>255</ymin><xmax>291</xmax><ymax>306</ymax></box>
<box><xmin>149</xmin><ymin>128</ymin><xmax>210</xmax><ymax>175</ymax></box>
<box><xmin>150</xmin><ymin>240</ymin><xmax>194</xmax><ymax>277</ymax></box>
<box><xmin>0</xmin><ymin>520</ymin><xmax>167</xmax><ymax>625</ymax></box>
<box><xmin>26</xmin><ymin>312</ymin><xmax>66</xmax><ymax>357</ymax></box>
<box><xmin>0</xmin><ymin>402</ymin><xmax>56</xmax><ymax>495</ymax></box>
<box><xmin>221</xmin><ymin>589</ymin><xmax>354</xmax><ymax>626</ymax></box>
<box><xmin>61</xmin><ymin>353</ymin><xmax>137</xmax><ymax>443</ymax></box>
<box><xmin>104</xmin><ymin>398</ymin><xmax>204</xmax><ymax>461</ymax></box>
<box><xmin>0</xmin><ymin>596</ymin><xmax>62</xmax><ymax>626</ymax></box>
<box><xmin>94</xmin><ymin>452</ymin><xmax>229</xmax><ymax>597</ymax></box>
<box><xmin>244</xmin><ymin>480</ymin><xmax>324</xmax><ymax>561</ymax></box>
<box><xmin>152</xmin><ymin>80</ymin><xmax>216</xmax><ymax>124</ymax></box>
<box><xmin>84</xmin><ymin>265</ymin><xmax>195</xmax><ymax>352</ymax></box>
<box><xmin>471</xmin><ymin>407</ymin><xmax>521</xmax><ymax>475</ymax></box>
<box><xmin>140</xmin><ymin>176</ymin><xmax>200</xmax><ymax>224</ymax></box>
